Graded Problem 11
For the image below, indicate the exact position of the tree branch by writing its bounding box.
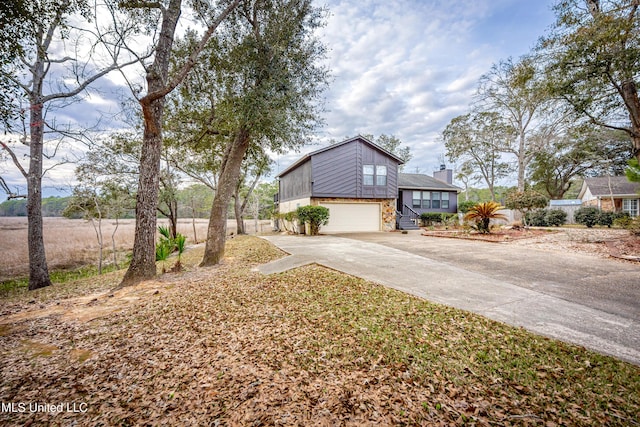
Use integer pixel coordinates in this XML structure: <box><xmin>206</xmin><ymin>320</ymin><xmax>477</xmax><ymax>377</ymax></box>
<box><xmin>142</xmin><ymin>0</ymin><xmax>241</xmax><ymax>104</ymax></box>
<box><xmin>42</xmin><ymin>56</ymin><xmax>141</xmax><ymax>103</ymax></box>
<box><xmin>0</xmin><ymin>140</ymin><xmax>28</xmax><ymax>179</ymax></box>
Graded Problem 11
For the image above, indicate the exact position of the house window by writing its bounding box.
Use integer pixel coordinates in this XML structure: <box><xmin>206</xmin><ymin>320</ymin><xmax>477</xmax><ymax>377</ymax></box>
<box><xmin>432</xmin><ymin>192</ymin><xmax>441</xmax><ymax>209</ymax></box>
<box><xmin>364</xmin><ymin>164</ymin><xmax>387</xmax><ymax>186</ymax></box>
<box><xmin>623</xmin><ymin>199</ymin><xmax>639</xmax><ymax>217</ymax></box>
<box><xmin>421</xmin><ymin>191</ymin><xmax>431</xmax><ymax>209</ymax></box>
<box><xmin>376</xmin><ymin>165</ymin><xmax>387</xmax><ymax>186</ymax></box>
<box><xmin>411</xmin><ymin>191</ymin><xmax>452</xmax><ymax>210</ymax></box>
<box><xmin>412</xmin><ymin>191</ymin><xmax>421</xmax><ymax>208</ymax></box>
<box><xmin>363</xmin><ymin>165</ymin><xmax>374</xmax><ymax>186</ymax></box>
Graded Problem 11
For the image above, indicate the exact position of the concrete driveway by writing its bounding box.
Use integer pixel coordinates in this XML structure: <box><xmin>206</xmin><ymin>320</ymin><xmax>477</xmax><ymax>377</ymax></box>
<box><xmin>258</xmin><ymin>232</ymin><xmax>640</xmax><ymax>366</ymax></box>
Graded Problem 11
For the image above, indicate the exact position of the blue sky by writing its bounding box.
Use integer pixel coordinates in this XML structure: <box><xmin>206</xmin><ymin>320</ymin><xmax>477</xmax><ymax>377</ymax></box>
<box><xmin>1</xmin><ymin>0</ymin><xmax>557</xmax><ymax>197</ymax></box>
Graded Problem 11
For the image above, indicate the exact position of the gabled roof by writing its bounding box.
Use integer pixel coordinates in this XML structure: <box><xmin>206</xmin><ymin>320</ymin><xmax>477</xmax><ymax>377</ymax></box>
<box><xmin>277</xmin><ymin>135</ymin><xmax>405</xmax><ymax>178</ymax></box>
<box><xmin>398</xmin><ymin>173</ymin><xmax>460</xmax><ymax>192</ymax></box>
<box><xmin>578</xmin><ymin>176</ymin><xmax>640</xmax><ymax>198</ymax></box>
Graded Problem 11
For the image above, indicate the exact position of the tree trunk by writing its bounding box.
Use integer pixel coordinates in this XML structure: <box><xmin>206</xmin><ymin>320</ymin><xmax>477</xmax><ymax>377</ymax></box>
<box><xmin>112</xmin><ymin>216</ymin><xmax>119</xmax><ymax>269</ymax></box>
<box><xmin>190</xmin><ymin>197</ymin><xmax>198</xmax><ymax>244</ymax></box>
<box><xmin>234</xmin><ymin>192</ymin><xmax>246</xmax><ymax>234</ymax></box>
<box><xmin>201</xmin><ymin>129</ymin><xmax>251</xmax><ymax>266</ymax></box>
<box><xmin>120</xmin><ymin>100</ymin><xmax>164</xmax><ymax>286</ymax></box>
<box><xmin>517</xmin><ymin>133</ymin><xmax>526</xmax><ymax>192</ymax></box>
<box><xmin>27</xmin><ymin>98</ymin><xmax>52</xmax><ymax>291</ymax></box>
<box><xmin>168</xmin><ymin>198</ymin><xmax>178</xmax><ymax>239</ymax></box>
<box><xmin>621</xmin><ymin>80</ymin><xmax>640</xmax><ymax>162</ymax></box>
<box><xmin>119</xmin><ymin>0</ymin><xmax>182</xmax><ymax>287</ymax></box>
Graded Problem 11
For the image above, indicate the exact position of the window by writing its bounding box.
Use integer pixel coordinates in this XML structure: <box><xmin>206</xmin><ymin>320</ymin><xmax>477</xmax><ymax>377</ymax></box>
<box><xmin>421</xmin><ymin>191</ymin><xmax>430</xmax><ymax>209</ymax></box>
<box><xmin>442</xmin><ymin>192</ymin><xmax>450</xmax><ymax>209</ymax></box>
<box><xmin>412</xmin><ymin>191</ymin><xmax>421</xmax><ymax>208</ymax></box>
<box><xmin>364</xmin><ymin>164</ymin><xmax>388</xmax><ymax>186</ymax></box>
<box><xmin>623</xmin><ymin>199</ymin><xmax>639</xmax><ymax>217</ymax></box>
<box><xmin>432</xmin><ymin>192</ymin><xmax>441</xmax><ymax>209</ymax></box>
<box><xmin>410</xmin><ymin>191</ymin><xmax>452</xmax><ymax>210</ymax></box>
<box><xmin>376</xmin><ymin>165</ymin><xmax>387</xmax><ymax>186</ymax></box>
<box><xmin>363</xmin><ymin>165</ymin><xmax>374</xmax><ymax>186</ymax></box>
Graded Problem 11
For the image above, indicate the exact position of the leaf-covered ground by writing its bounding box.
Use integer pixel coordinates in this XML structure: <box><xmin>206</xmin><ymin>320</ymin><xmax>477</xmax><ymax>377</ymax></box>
<box><xmin>1</xmin><ymin>236</ymin><xmax>638</xmax><ymax>426</ymax></box>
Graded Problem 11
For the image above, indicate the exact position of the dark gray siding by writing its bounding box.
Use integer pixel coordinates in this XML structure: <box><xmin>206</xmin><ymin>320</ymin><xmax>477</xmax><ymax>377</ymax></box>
<box><xmin>311</xmin><ymin>140</ymin><xmax>358</xmax><ymax>196</ymax></box>
<box><xmin>311</xmin><ymin>139</ymin><xmax>398</xmax><ymax>199</ymax></box>
<box><xmin>398</xmin><ymin>189</ymin><xmax>458</xmax><ymax>214</ymax></box>
<box><xmin>279</xmin><ymin>160</ymin><xmax>312</xmax><ymax>202</ymax></box>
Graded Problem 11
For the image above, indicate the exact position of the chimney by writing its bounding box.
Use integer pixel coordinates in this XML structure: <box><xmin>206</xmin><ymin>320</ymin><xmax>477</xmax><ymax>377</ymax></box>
<box><xmin>433</xmin><ymin>167</ymin><xmax>453</xmax><ymax>184</ymax></box>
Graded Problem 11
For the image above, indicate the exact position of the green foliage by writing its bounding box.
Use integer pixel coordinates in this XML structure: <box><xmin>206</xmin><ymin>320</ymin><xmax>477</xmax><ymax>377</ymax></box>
<box><xmin>545</xmin><ymin>209</ymin><xmax>568</xmax><ymax>227</ymax></box>
<box><xmin>597</xmin><ymin>211</ymin><xmax>615</xmax><ymax>228</ymax></box>
<box><xmin>525</xmin><ymin>209</ymin><xmax>548</xmax><ymax>227</ymax></box>
<box><xmin>0</xmin><ymin>196</ymin><xmax>73</xmax><ymax>217</ymax></box>
<box><xmin>574</xmin><ymin>207</ymin><xmax>599</xmax><ymax>228</ymax></box>
<box><xmin>175</xmin><ymin>234</ymin><xmax>186</xmax><ymax>260</ymax></box>
<box><xmin>156</xmin><ymin>226</ymin><xmax>174</xmax><ymax>262</ymax></box>
<box><xmin>420</xmin><ymin>212</ymin><xmax>443</xmax><ymax>225</ymax></box>
<box><xmin>541</xmin><ymin>0</ymin><xmax>640</xmax><ymax>158</ymax></box>
<box><xmin>525</xmin><ymin>209</ymin><xmax>567</xmax><ymax>227</ymax></box>
<box><xmin>614</xmin><ymin>214</ymin><xmax>640</xmax><ymax>235</ymax></box>
<box><xmin>529</xmin><ymin>127</ymin><xmax>632</xmax><ymax>199</ymax></box>
<box><xmin>626</xmin><ymin>158</ymin><xmax>640</xmax><ymax>183</ymax></box>
<box><xmin>504</xmin><ymin>190</ymin><xmax>548</xmax><ymax>226</ymax></box>
<box><xmin>443</xmin><ymin>112</ymin><xmax>513</xmax><ymax>200</ymax></box>
<box><xmin>296</xmin><ymin>205</ymin><xmax>329</xmax><ymax>235</ymax></box>
<box><xmin>463</xmin><ymin>201</ymin><xmax>507</xmax><ymax>234</ymax></box>
<box><xmin>155</xmin><ymin>242</ymin><xmax>172</xmax><ymax>262</ymax></box>
<box><xmin>420</xmin><ymin>212</ymin><xmax>456</xmax><ymax>226</ymax></box>
<box><xmin>457</xmin><ymin>200</ymin><xmax>477</xmax><ymax>214</ymax></box>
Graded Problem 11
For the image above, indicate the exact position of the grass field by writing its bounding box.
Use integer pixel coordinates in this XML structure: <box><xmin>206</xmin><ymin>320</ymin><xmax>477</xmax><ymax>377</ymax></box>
<box><xmin>0</xmin><ymin>217</ymin><xmax>272</xmax><ymax>282</ymax></box>
<box><xmin>0</xmin><ymin>236</ymin><xmax>638</xmax><ymax>426</ymax></box>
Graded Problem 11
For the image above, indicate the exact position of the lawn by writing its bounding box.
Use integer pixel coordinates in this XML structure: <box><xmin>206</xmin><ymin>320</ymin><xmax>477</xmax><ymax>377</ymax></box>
<box><xmin>0</xmin><ymin>236</ymin><xmax>638</xmax><ymax>426</ymax></box>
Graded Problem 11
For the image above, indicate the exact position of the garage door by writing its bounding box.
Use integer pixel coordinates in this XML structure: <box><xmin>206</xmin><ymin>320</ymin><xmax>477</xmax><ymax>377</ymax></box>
<box><xmin>318</xmin><ymin>203</ymin><xmax>380</xmax><ymax>232</ymax></box>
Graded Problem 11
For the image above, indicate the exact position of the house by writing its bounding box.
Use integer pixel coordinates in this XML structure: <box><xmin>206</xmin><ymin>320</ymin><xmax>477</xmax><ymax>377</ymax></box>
<box><xmin>578</xmin><ymin>176</ymin><xmax>640</xmax><ymax>217</ymax></box>
<box><xmin>276</xmin><ymin>136</ymin><xmax>459</xmax><ymax>232</ymax></box>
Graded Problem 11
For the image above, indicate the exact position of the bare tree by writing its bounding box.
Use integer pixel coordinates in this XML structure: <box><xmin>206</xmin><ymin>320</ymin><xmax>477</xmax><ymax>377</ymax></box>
<box><xmin>0</xmin><ymin>0</ymin><xmax>139</xmax><ymax>290</ymax></box>
<box><xmin>476</xmin><ymin>57</ymin><xmax>553</xmax><ymax>192</ymax></box>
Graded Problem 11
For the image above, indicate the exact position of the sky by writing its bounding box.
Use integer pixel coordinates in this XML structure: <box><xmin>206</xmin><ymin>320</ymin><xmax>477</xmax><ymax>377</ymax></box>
<box><xmin>0</xmin><ymin>0</ymin><xmax>558</xmax><ymax>198</ymax></box>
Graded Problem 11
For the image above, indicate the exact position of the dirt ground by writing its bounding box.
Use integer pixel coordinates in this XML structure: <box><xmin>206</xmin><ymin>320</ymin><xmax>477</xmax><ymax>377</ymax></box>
<box><xmin>421</xmin><ymin>227</ymin><xmax>640</xmax><ymax>262</ymax></box>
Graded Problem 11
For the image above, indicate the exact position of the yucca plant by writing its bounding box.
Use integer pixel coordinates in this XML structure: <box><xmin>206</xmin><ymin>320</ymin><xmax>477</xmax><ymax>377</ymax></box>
<box><xmin>463</xmin><ymin>201</ymin><xmax>507</xmax><ymax>234</ymax></box>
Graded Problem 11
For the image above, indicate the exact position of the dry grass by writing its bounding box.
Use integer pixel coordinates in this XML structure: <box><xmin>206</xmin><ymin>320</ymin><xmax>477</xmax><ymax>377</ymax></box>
<box><xmin>0</xmin><ymin>236</ymin><xmax>638</xmax><ymax>426</ymax></box>
<box><xmin>0</xmin><ymin>217</ymin><xmax>272</xmax><ymax>281</ymax></box>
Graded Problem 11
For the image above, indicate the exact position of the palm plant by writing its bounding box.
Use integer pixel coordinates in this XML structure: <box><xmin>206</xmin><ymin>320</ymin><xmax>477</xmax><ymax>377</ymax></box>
<box><xmin>463</xmin><ymin>201</ymin><xmax>507</xmax><ymax>234</ymax></box>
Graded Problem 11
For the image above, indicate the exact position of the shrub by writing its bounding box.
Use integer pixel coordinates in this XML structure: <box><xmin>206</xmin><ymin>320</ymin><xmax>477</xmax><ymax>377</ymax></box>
<box><xmin>463</xmin><ymin>201</ymin><xmax>507</xmax><ymax>234</ymax></box>
<box><xmin>457</xmin><ymin>200</ymin><xmax>477</xmax><ymax>214</ymax></box>
<box><xmin>504</xmin><ymin>190</ymin><xmax>548</xmax><ymax>226</ymax></box>
<box><xmin>296</xmin><ymin>205</ymin><xmax>330</xmax><ymax>235</ymax></box>
<box><xmin>545</xmin><ymin>209</ymin><xmax>567</xmax><ymax>227</ymax></box>
<box><xmin>420</xmin><ymin>212</ymin><xmax>442</xmax><ymax>225</ymax></box>
<box><xmin>574</xmin><ymin>207</ymin><xmax>599</xmax><ymax>228</ymax></box>
<box><xmin>613</xmin><ymin>213</ymin><xmax>632</xmax><ymax>228</ymax></box>
<box><xmin>596</xmin><ymin>211</ymin><xmax>616</xmax><ymax>228</ymax></box>
<box><xmin>526</xmin><ymin>209</ymin><xmax>548</xmax><ymax>226</ymax></box>
<box><xmin>614</xmin><ymin>215</ymin><xmax>640</xmax><ymax>235</ymax></box>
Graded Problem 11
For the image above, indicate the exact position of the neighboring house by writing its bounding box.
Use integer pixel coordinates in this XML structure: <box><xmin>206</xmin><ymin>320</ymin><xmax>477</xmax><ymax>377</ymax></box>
<box><xmin>276</xmin><ymin>136</ymin><xmax>460</xmax><ymax>232</ymax></box>
<box><xmin>578</xmin><ymin>176</ymin><xmax>640</xmax><ymax>217</ymax></box>
<box><xmin>397</xmin><ymin>169</ymin><xmax>459</xmax><ymax>215</ymax></box>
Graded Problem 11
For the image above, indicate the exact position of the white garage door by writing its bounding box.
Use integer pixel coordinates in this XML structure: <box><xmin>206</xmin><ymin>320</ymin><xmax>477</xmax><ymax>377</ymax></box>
<box><xmin>318</xmin><ymin>203</ymin><xmax>380</xmax><ymax>232</ymax></box>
